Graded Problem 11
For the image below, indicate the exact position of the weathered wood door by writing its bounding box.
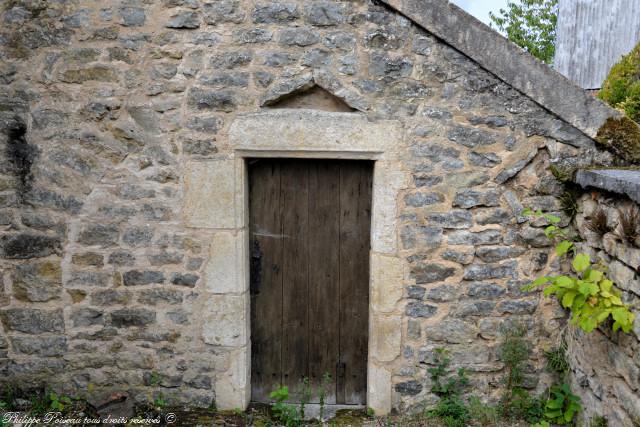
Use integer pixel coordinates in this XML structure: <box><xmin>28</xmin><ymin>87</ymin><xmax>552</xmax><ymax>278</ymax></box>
<box><xmin>249</xmin><ymin>159</ymin><xmax>372</xmax><ymax>405</ymax></box>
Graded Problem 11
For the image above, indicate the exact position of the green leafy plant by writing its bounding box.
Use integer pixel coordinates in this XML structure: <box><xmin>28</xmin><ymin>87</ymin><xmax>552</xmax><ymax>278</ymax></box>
<box><xmin>523</xmin><ymin>208</ymin><xmax>636</xmax><ymax>333</ymax></box>
<box><xmin>0</xmin><ymin>411</ymin><xmax>9</xmax><ymax>427</ymax></box>
<box><xmin>29</xmin><ymin>392</ymin><xmax>49</xmax><ymax>415</ymax></box>
<box><xmin>429</xmin><ymin>348</ymin><xmax>469</xmax><ymax>398</ymax></box>
<box><xmin>299</xmin><ymin>377</ymin><xmax>311</xmax><ymax>420</ymax></box>
<box><xmin>590</xmin><ymin>415</ymin><xmax>608</xmax><ymax>427</ymax></box>
<box><xmin>599</xmin><ymin>42</ymin><xmax>640</xmax><ymax>123</ymax></box>
<box><xmin>0</xmin><ymin>399</ymin><xmax>7</xmax><ymax>426</ymax></box>
<box><xmin>428</xmin><ymin>397</ymin><xmax>469</xmax><ymax>427</ymax></box>
<box><xmin>269</xmin><ymin>386</ymin><xmax>300</xmax><ymax>427</ymax></box>
<box><xmin>153</xmin><ymin>393</ymin><xmax>167</xmax><ymax>409</ymax></box>
<box><xmin>0</xmin><ymin>399</ymin><xmax>10</xmax><ymax>427</ymax></box>
<box><xmin>149</xmin><ymin>371</ymin><xmax>162</xmax><ymax>386</ymax></box>
<box><xmin>489</xmin><ymin>0</ymin><xmax>558</xmax><ymax>63</ymax></box>
<box><xmin>48</xmin><ymin>391</ymin><xmax>72</xmax><ymax>412</ymax></box>
<box><xmin>531</xmin><ymin>421</ymin><xmax>550</xmax><ymax>427</ymax></box>
<box><xmin>500</xmin><ymin>325</ymin><xmax>529</xmax><ymax>393</ymax></box>
<box><xmin>468</xmin><ymin>396</ymin><xmax>498</xmax><ymax>426</ymax></box>
<box><xmin>505</xmin><ymin>389</ymin><xmax>545</xmax><ymax>424</ymax></box>
<box><xmin>426</xmin><ymin>348</ymin><xmax>471</xmax><ymax>427</ymax></box>
<box><xmin>497</xmin><ymin>325</ymin><xmax>545</xmax><ymax>424</ymax></box>
<box><xmin>27</xmin><ymin>390</ymin><xmax>73</xmax><ymax>415</ymax></box>
<box><xmin>543</xmin><ymin>383</ymin><xmax>581</xmax><ymax>425</ymax></box>
<box><xmin>1</xmin><ymin>386</ymin><xmax>17</xmax><ymax>411</ymax></box>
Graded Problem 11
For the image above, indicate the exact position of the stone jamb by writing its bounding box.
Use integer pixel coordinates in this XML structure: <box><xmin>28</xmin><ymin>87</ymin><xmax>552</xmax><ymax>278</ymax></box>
<box><xmin>184</xmin><ymin>109</ymin><xmax>406</xmax><ymax>414</ymax></box>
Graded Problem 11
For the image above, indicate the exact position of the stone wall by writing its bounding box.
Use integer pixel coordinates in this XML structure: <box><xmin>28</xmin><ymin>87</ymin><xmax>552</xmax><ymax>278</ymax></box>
<box><xmin>0</xmin><ymin>0</ymin><xmax>617</xmax><ymax>412</ymax></box>
<box><xmin>568</xmin><ymin>173</ymin><xmax>640</xmax><ymax>426</ymax></box>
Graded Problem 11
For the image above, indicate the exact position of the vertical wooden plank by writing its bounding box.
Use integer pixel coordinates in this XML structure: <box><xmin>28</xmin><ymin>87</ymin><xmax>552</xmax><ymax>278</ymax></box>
<box><xmin>249</xmin><ymin>160</ymin><xmax>284</xmax><ymax>402</ymax></box>
<box><xmin>280</xmin><ymin>160</ymin><xmax>310</xmax><ymax>401</ymax></box>
<box><xmin>251</xmin><ymin>159</ymin><xmax>372</xmax><ymax>405</ymax></box>
<box><xmin>307</xmin><ymin>161</ymin><xmax>341</xmax><ymax>404</ymax></box>
<box><xmin>338</xmin><ymin>161</ymin><xmax>373</xmax><ymax>405</ymax></box>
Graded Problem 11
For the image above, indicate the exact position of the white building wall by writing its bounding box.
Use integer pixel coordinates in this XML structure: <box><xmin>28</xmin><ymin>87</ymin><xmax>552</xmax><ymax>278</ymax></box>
<box><xmin>554</xmin><ymin>0</ymin><xmax>640</xmax><ymax>89</ymax></box>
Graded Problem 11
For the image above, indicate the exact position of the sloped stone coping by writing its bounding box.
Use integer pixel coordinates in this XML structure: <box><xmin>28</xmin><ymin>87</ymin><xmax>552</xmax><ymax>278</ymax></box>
<box><xmin>380</xmin><ymin>0</ymin><xmax>629</xmax><ymax>139</ymax></box>
<box><xmin>575</xmin><ymin>169</ymin><xmax>640</xmax><ymax>204</ymax></box>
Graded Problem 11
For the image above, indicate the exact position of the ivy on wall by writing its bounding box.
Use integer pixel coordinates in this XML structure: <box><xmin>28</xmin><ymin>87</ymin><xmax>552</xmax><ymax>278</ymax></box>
<box><xmin>522</xmin><ymin>209</ymin><xmax>635</xmax><ymax>333</ymax></box>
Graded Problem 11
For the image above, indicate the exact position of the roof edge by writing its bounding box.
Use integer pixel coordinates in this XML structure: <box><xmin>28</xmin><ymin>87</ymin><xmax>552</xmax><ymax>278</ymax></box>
<box><xmin>380</xmin><ymin>0</ymin><xmax>628</xmax><ymax>140</ymax></box>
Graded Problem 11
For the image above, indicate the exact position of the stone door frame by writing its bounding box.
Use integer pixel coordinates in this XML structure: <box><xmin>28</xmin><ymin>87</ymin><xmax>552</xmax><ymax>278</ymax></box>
<box><xmin>183</xmin><ymin>109</ymin><xmax>406</xmax><ymax>414</ymax></box>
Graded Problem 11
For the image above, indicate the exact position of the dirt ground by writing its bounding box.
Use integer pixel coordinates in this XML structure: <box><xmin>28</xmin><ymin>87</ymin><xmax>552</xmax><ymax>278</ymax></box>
<box><xmin>164</xmin><ymin>408</ymin><xmax>530</xmax><ymax>427</ymax></box>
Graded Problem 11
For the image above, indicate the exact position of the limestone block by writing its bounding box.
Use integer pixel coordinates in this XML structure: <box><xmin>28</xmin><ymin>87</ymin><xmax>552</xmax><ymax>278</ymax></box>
<box><xmin>370</xmin><ymin>315</ymin><xmax>401</xmax><ymax>362</ymax></box>
<box><xmin>214</xmin><ymin>346</ymin><xmax>250</xmax><ymax>410</ymax></box>
<box><xmin>613</xmin><ymin>381</ymin><xmax>640</xmax><ymax>422</ymax></box>
<box><xmin>495</xmin><ymin>144</ymin><xmax>539</xmax><ymax>184</ymax></box>
<box><xmin>371</xmin><ymin>254</ymin><xmax>403</xmax><ymax>313</ymax></box>
<box><xmin>608</xmin><ymin>259</ymin><xmax>640</xmax><ymax>295</ymax></box>
<box><xmin>425</xmin><ymin>319</ymin><xmax>479</xmax><ymax>344</ymax></box>
<box><xmin>204</xmin><ymin>231</ymin><xmax>246</xmax><ymax>294</ymax></box>
<box><xmin>609</xmin><ymin>346</ymin><xmax>640</xmax><ymax>390</ymax></box>
<box><xmin>202</xmin><ymin>294</ymin><xmax>248</xmax><ymax>347</ymax></box>
<box><xmin>184</xmin><ymin>160</ymin><xmax>235</xmax><ymax>229</ymax></box>
<box><xmin>603</xmin><ymin>233</ymin><xmax>640</xmax><ymax>271</ymax></box>
<box><xmin>367</xmin><ymin>364</ymin><xmax>391</xmax><ymax>415</ymax></box>
<box><xmin>235</xmin><ymin>157</ymin><xmax>248</xmax><ymax>229</ymax></box>
<box><xmin>229</xmin><ymin>110</ymin><xmax>402</xmax><ymax>155</ymax></box>
<box><xmin>372</xmin><ymin>162</ymin><xmax>407</xmax><ymax>254</ymax></box>
<box><xmin>576</xmin><ymin>169</ymin><xmax>640</xmax><ymax>204</ymax></box>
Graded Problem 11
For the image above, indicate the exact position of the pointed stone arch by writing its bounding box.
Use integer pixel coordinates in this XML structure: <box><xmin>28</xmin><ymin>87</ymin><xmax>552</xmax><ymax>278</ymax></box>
<box><xmin>266</xmin><ymin>85</ymin><xmax>356</xmax><ymax>112</ymax></box>
<box><xmin>260</xmin><ymin>70</ymin><xmax>370</xmax><ymax>112</ymax></box>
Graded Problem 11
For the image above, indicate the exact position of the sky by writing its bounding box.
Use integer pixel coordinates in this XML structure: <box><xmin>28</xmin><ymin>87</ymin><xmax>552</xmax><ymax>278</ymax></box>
<box><xmin>450</xmin><ymin>0</ymin><xmax>510</xmax><ymax>26</ymax></box>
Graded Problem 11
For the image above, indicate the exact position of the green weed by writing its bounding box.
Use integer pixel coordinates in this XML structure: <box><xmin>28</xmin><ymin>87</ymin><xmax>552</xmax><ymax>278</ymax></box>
<box><xmin>590</xmin><ymin>415</ymin><xmax>608</xmax><ymax>427</ymax></box>
<box><xmin>426</xmin><ymin>348</ymin><xmax>470</xmax><ymax>427</ymax></box>
<box><xmin>468</xmin><ymin>396</ymin><xmax>498</xmax><ymax>425</ymax></box>
<box><xmin>269</xmin><ymin>386</ymin><xmax>301</xmax><ymax>427</ymax></box>
<box><xmin>497</xmin><ymin>324</ymin><xmax>545</xmax><ymax>424</ymax></box>
<box><xmin>545</xmin><ymin>345</ymin><xmax>569</xmax><ymax>374</ymax></box>
<box><xmin>299</xmin><ymin>377</ymin><xmax>311</xmax><ymax>420</ymax></box>
<box><xmin>153</xmin><ymin>393</ymin><xmax>167</xmax><ymax>409</ymax></box>
<box><xmin>543</xmin><ymin>383</ymin><xmax>581</xmax><ymax>425</ymax></box>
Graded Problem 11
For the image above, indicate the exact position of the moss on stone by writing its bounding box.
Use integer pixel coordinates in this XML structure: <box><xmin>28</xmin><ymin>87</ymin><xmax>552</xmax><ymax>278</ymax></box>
<box><xmin>38</xmin><ymin>260</ymin><xmax>62</xmax><ymax>279</ymax></box>
<box><xmin>61</xmin><ymin>66</ymin><xmax>119</xmax><ymax>83</ymax></box>
<box><xmin>599</xmin><ymin>42</ymin><xmax>640</xmax><ymax>123</ymax></box>
<box><xmin>67</xmin><ymin>289</ymin><xmax>87</xmax><ymax>303</ymax></box>
<box><xmin>328</xmin><ymin>410</ymin><xmax>369</xmax><ymax>426</ymax></box>
<box><xmin>596</xmin><ymin>116</ymin><xmax>640</xmax><ymax>164</ymax></box>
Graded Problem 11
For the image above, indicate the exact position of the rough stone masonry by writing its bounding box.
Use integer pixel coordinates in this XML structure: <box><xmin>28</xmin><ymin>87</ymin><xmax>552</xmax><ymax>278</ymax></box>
<box><xmin>0</xmin><ymin>0</ymin><xmax>635</xmax><ymax>417</ymax></box>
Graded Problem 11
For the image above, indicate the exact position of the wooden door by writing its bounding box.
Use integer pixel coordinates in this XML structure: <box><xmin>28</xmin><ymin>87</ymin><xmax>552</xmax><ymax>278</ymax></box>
<box><xmin>249</xmin><ymin>159</ymin><xmax>372</xmax><ymax>405</ymax></box>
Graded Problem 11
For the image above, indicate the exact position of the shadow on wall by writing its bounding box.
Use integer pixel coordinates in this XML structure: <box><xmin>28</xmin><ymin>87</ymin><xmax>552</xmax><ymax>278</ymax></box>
<box><xmin>4</xmin><ymin>117</ymin><xmax>38</xmax><ymax>202</ymax></box>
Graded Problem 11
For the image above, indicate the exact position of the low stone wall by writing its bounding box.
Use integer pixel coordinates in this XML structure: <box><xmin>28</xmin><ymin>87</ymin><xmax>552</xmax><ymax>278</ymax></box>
<box><xmin>570</xmin><ymin>170</ymin><xmax>640</xmax><ymax>426</ymax></box>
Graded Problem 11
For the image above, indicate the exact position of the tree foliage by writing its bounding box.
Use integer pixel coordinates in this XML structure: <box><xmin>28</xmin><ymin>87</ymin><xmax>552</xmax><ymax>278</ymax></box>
<box><xmin>599</xmin><ymin>42</ymin><xmax>640</xmax><ymax>124</ymax></box>
<box><xmin>489</xmin><ymin>0</ymin><xmax>558</xmax><ymax>64</ymax></box>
